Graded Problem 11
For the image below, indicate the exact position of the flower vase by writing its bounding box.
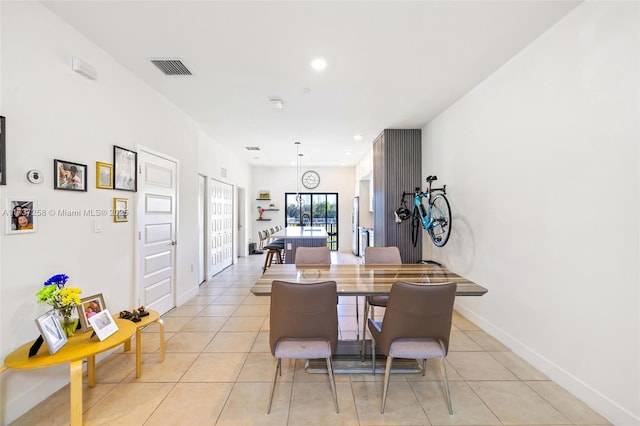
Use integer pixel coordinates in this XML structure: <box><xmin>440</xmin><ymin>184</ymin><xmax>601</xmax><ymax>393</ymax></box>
<box><xmin>56</xmin><ymin>306</ymin><xmax>79</xmax><ymax>337</ymax></box>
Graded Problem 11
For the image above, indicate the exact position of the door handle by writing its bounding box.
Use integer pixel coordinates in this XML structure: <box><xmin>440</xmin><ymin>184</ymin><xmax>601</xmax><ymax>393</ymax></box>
<box><xmin>171</xmin><ymin>240</ymin><xmax>177</xmax><ymax>246</ymax></box>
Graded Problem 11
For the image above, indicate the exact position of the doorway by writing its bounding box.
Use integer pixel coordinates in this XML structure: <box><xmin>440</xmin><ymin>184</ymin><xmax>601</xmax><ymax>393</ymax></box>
<box><xmin>284</xmin><ymin>192</ymin><xmax>338</xmax><ymax>250</ymax></box>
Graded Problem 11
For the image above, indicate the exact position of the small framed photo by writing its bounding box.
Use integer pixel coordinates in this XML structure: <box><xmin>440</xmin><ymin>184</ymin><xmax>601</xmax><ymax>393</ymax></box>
<box><xmin>78</xmin><ymin>293</ymin><xmax>107</xmax><ymax>332</ymax></box>
<box><xmin>96</xmin><ymin>162</ymin><xmax>113</xmax><ymax>189</ymax></box>
<box><xmin>0</xmin><ymin>116</ymin><xmax>6</xmax><ymax>185</ymax></box>
<box><xmin>113</xmin><ymin>198</ymin><xmax>128</xmax><ymax>222</ymax></box>
<box><xmin>6</xmin><ymin>198</ymin><xmax>37</xmax><ymax>234</ymax></box>
<box><xmin>113</xmin><ymin>145</ymin><xmax>137</xmax><ymax>192</ymax></box>
<box><xmin>54</xmin><ymin>159</ymin><xmax>87</xmax><ymax>191</ymax></box>
<box><xmin>35</xmin><ymin>310</ymin><xmax>67</xmax><ymax>354</ymax></box>
<box><xmin>88</xmin><ymin>309</ymin><xmax>119</xmax><ymax>341</ymax></box>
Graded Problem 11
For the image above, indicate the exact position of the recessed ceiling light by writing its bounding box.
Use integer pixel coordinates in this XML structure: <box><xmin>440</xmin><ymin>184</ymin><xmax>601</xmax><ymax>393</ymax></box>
<box><xmin>346</xmin><ymin>151</ymin><xmax>352</xmax><ymax>156</ymax></box>
<box><xmin>353</xmin><ymin>134</ymin><xmax>363</xmax><ymax>141</ymax></box>
<box><xmin>310</xmin><ymin>58</ymin><xmax>327</xmax><ymax>71</ymax></box>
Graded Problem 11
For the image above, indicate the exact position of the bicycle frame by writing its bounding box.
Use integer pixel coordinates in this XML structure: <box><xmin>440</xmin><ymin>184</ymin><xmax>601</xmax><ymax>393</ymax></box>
<box><xmin>406</xmin><ymin>180</ymin><xmax>447</xmax><ymax>231</ymax></box>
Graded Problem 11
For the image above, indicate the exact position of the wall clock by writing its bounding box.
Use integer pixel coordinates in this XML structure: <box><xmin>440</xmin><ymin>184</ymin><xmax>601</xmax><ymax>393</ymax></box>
<box><xmin>302</xmin><ymin>170</ymin><xmax>320</xmax><ymax>189</ymax></box>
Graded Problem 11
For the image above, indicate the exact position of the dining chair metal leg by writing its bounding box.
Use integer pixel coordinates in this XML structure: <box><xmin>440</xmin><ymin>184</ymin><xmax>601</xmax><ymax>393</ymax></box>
<box><xmin>267</xmin><ymin>358</ymin><xmax>281</xmax><ymax>414</ymax></box>
<box><xmin>326</xmin><ymin>357</ymin><xmax>339</xmax><ymax>413</ymax></box>
<box><xmin>381</xmin><ymin>356</ymin><xmax>393</xmax><ymax>413</ymax></box>
<box><xmin>360</xmin><ymin>298</ymin><xmax>370</xmax><ymax>360</ymax></box>
<box><xmin>370</xmin><ymin>334</ymin><xmax>377</xmax><ymax>375</ymax></box>
<box><xmin>422</xmin><ymin>359</ymin><xmax>427</xmax><ymax>376</ymax></box>
<box><xmin>441</xmin><ymin>357</ymin><xmax>453</xmax><ymax>415</ymax></box>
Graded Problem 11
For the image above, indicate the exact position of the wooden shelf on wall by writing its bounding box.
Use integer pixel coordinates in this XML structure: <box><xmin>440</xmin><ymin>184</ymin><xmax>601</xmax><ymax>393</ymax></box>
<box><xmin>264</xmin><ymin>208</ymin><xmax>279</xmax><ymax>211</ymax></box>
<box><xmin>256</xmin><ymin>198</ymin><xmax>271</xmax><ymax>201</ymax></box>
<box><xmin>256</xmin><ymin>218</ymin><xmax>272</xmax><ymax>221</ymax></box>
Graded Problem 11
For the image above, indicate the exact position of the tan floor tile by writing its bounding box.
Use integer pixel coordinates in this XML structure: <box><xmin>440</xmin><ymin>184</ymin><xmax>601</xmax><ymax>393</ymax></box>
<box><xmin>464</xmin><ymin>330</ymin><xmax>510</xmax><ymax>352</ymax></box>
<box><xmin>449</xmin><ymin>330</ymin><xmax>483</xmax><ymax>352</ymax></box>
<box><xmin>123</xmin><ymin>352</ymin><xmax>198</xmax><ymax>382</ymax></box>
<box><xmin>452</xmin><ymin>311</ymin><xmax>480</xmax><ymax>330</ymax></box>
<box><xmin>405</xmin><ymin>358</ymin><xmax>464</xmax><ymax>382</ymax></box>
<box><xmin>92</xmin><ymin>352</ymin><xmax>137</xmax><ymax>383</ymax></box>
<box><xmin>288</xmin><ymin>382</ymin><xmax>359</xmax><ymax>425</ymax></box>
<box><xmin>233</xmin><ymin>304</ymin><xmax>270</xmax><ymax>317</ymax></box>
<box><xmin>411</xmin><ymin>381</ymin><xmax>501</xmax><ymax>425</ymax></box>
<box><xmin>197</xmin><ymin>286</ymin><xmax>226</xmax><ymax>296</ymax></box>
<box><xmin>216</xmin><ymin>382</ymin><xmax>291</xmax><ymax>425</ymax></box>
<box><xmin>144</xmin><ymin>382</ymin><xmax>232</xmax><ymax>425</ymax></box>
<box><xmin>352</xmin><ymin>380</ymin><xmax>430</xmax><ymax>425</ymax></box>
<box><xmin>197</xmin><ymin>304</ymin><xmax>238</xmax><ymax>316</ymax></box>
<box><xmin>182</xmin><ymin>294</ymin><xmax>219</xmax><ymax>305</ymax></box>
<box><xmin>83</xmin><ymin>382</ymin><xmax>174</xmax><ymax>425</ymax></box>
<box><xmin>469</xmin><ymin>381</ymin><xmax>571</xmax><ymax>425</ymax></box>
<box><xmin>237</xmin><ymin>353</ymin><xmax>293</xmax><ymax>382</ymax></box>
<box><xmin>164</xmin><ymin>305</ymin><xmax>206</xmax><ymax>317</ymax></box>
<box><xmin>242</xmin><ymin>294</ymin><xmax>272</xmax><ymax>305</ymax></box>
<box><xmin>10</xmin><ymin>383</ymin><xmax>117</xmax><ymax>426</ymax></box>
<box><xmin>204</xmin><ymin>331</ymin><xmax>258</xmax><ymax>352</ymax></box>
<box><xmin>491</xmin><ymin>351</ymin><xmax>549</xmax><ymax>380</ymax></box>
<box><xmin>251</xmin><ymin>330</ymin><xmax>271</xmax><ymax>353</ymax></box>
<box><xmin>159</xmin><ymin>315</ymin><xmax>192</xmax><ymax>332</ymax></box>
<box><xmin>165</xmin><ymin>331</ymin><xmax>215</xmax><ymax>352</ymax></box>
<box><xmin>212</xmin><ymin>295</ymin><xmax>247</xmax><ymax>305</ymax></box>
<box><xmin>526</xmin><ymin>381</ymin><xmax>611</xmax><ymax>425</ymax></box>
<box><xmin>222</xmin><ymin>287</ymin><xmax>251</xmax><ymax>296</ymax></box>
<box><xmin>181</xmin><ymin>352</ymin><xmax>247</xmax><ymax>382</ymax></box>
<box><xmin>221</xmin><ymin>316</ymin><xmax>265</xmax><ymax>332</ymax></box>
<box><xmin>446</xmin><ymin>352</ymin><xmax>518</xmax><ymax>381</ymax></box>
<box><xmin>181</xmin><ymin>316</ymin><xmax>227</xmax><ymax>332</ymax></box>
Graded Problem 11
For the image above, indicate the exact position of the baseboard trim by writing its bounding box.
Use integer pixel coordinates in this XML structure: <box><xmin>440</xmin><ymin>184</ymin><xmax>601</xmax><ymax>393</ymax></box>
<box><xmin>454</xmin><ymin>301</ymin><xmax>639</xmax><ymax>426</ymax></box>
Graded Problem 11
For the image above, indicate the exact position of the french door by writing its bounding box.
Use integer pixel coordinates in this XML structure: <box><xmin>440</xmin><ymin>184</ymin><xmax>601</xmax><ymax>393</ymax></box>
<box><xmin>284</xmin><ymin>192</ymin><xmax>338</xmax><ymax>251</ymax></box>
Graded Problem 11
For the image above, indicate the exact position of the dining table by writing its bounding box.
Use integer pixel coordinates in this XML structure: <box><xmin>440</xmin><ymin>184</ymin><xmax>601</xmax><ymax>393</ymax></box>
<box><xmin>251</xmin><ymin>263</ymin><xmax>488</xmax><ymax>297</ymax></box>
<box><xmin>252</xmin><ymin>262</ymin><xmax>488</xmax><ymax>373</ymax></box>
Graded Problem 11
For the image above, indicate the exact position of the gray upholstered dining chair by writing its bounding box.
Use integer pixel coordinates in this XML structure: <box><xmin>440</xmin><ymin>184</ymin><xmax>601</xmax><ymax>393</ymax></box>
<box><xmin>360</xmin><ymin>246</ymin><xmax>402</xmax><ymax>358</ymax></box>
<box><xmin>268</xmin><ymin>280</ymin><xmax>339</xmax><ymax>414</ymax></box>
<box><xmin>294</xmin><ymin>246</ymin><xmax>331</xmax><ymax>265</ymax></box>
<box><xmin>368</xmin><ymin>281</ymin><xmax>457</xmax><ymax>414</ymax></box>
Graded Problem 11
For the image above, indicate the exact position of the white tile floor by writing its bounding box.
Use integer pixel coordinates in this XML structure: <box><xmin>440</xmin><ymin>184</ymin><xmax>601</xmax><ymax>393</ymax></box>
<box><xmin>11</xmin><ymin>253</ymin><xmax>611</xmax><ymax>425</ymax></box>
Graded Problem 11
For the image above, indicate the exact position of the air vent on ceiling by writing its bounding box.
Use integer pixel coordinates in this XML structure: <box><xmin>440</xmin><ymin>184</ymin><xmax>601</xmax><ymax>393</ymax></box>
<box><xmin>150</xmin><ymin>59</ymin><xmax>192</xmax><ymax>76</ymax></box>
<box><xmin>245</xmin><ymin>146</ymin><xmax>261</xmax><ymax>151</ymax></box>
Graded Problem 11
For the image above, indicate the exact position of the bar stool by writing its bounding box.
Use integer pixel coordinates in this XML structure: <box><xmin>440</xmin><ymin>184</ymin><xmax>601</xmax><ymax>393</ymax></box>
<box><xmin>263</xmin><ymin>239</ymin><xmax>285</xmax><ymax>274</ymax></box>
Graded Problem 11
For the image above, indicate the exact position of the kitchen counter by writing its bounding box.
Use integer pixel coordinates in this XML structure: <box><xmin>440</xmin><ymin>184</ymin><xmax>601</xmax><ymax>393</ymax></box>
<box><xmin>272</xmin><ymin>227</ymin><xmax>328</xmax><ymax>263</ymax></box>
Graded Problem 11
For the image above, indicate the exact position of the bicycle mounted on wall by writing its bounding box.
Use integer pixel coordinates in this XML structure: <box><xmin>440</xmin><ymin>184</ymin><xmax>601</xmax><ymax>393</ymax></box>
<box><xmin>396</xmin><ymin>175</ymin><xmax>452</xmax><ymax>248</ymax></box>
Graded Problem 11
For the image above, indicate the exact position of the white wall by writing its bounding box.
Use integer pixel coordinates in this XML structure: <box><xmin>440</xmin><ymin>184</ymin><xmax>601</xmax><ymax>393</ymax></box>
<box><xmin>251</xmin><ymin>166</ymin><xmax>355</xmax><ymax>251</ymax></box>
<box><xmin>422</xmin><ymin>2</ymin><xmax>639</xmax><ymax>424</ymax></box>
<box><xmin>0</xmin><ymin>2</ymin><xmax>252</xmax><ymax>423</ymax></box>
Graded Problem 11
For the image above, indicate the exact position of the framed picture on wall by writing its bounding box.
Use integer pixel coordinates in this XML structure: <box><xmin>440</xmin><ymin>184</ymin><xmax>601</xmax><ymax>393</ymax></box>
<box><xmin>0</xmin><ymin>116</ymin><xmax>6</xmax><ymax>185</ymax></box>
<box><xmin>96</xmin><ymin>162</ymin><xmax>113</xmax><ymax>189</ymax></box>
<box><xmin>113</xmin><ymin>145</ymin><xmax>137</xmax><ymax>192</ymax></box>
<box><xmin>5</xmin><ymin>198</ymin><xmax>37</xmax><ymax>234</ymax></box>
<box><xmin>54</xmin><ymin>159</ymin><xmax>87</xmax><ymax>192</ymax></box>
<box><xmin>113</xmin><ymin>198</ymin><xmax>128</xmax><ymax>222</ymax></box>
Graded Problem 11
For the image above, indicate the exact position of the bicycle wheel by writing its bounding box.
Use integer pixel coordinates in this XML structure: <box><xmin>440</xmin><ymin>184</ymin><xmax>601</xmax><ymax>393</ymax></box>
<box><xmin>428</xmin><ymin>194</ymin><xmax>452</xmax><ymax>247</ymax></box>
<box><xmin>411</xmin><ymin>207</ymin><xmax>422</xmax><ymax>247</ymax></box>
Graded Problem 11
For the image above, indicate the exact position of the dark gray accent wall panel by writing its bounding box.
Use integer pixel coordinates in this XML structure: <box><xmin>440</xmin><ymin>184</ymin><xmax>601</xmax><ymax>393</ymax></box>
<box><xmin>373</xmin><ymin>129</ymin><xmax>422</xmax><ymax>263</ymax></box>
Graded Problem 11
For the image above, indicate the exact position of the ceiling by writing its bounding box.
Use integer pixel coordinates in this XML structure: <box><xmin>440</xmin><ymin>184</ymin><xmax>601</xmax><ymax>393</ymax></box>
<box><xmin>43</xmin><ymin>1</ymin><xmax>580</xmax><ymax>167</ymax></box>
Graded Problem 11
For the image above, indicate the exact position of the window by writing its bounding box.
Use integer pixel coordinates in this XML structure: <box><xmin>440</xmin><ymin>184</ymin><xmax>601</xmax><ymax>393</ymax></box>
<box><xmin>285</xmin><ymin>192</ymin><xmax>338</xmax><ymax>251</ymax></box>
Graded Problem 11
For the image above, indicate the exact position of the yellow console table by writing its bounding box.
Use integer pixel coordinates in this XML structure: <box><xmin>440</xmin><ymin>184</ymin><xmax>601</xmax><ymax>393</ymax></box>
<box><xmin>121</xmin><ymin>309</ymin><xmax>165</xmax><ymax>378</ymax></box>
<box><xmin>4</xmin><ymin>318</ymin><xmax>136</xmax><ymax>426</ymax></box>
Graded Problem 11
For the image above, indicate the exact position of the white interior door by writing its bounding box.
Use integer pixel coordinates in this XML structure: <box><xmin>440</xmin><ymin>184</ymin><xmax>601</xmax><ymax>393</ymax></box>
<box><xmin>198</xmin><ymin>175</ymin><xmax>206</xmax><ymax>284</ymax></box>
<box><xmin>137</xmin><ymin>149</ymin><xmax>177</xmax><ymax>315</ymax></box>
<box><xmin>209</xmin><ymin>179</ymin><xmax>233</xmax><ymax>277</ymax></box>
